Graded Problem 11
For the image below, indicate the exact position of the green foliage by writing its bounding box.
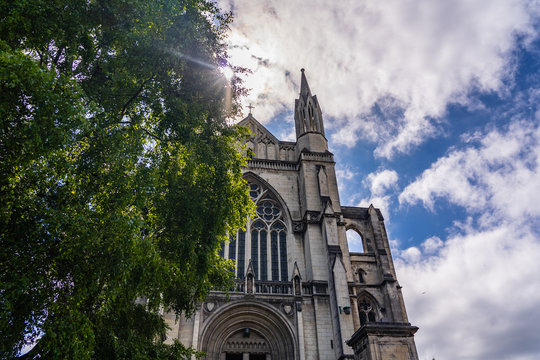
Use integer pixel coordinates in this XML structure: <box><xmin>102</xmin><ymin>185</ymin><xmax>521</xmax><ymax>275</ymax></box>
<box><xmin>0</xmin><ymin>0</ymin><xmax>251</xmax><ymax>358</ymax></box>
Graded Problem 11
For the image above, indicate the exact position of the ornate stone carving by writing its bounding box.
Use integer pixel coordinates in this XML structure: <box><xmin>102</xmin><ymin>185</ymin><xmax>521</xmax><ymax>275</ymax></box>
<box><xmin>281</xmin><ymin>302</ymin><xmax>294</xmax><ymax>317</ymax></box>
<box><xmin>292</xmin><ymin>220</ymin><xmax>305</xmax><ymax>233</ymax></box>
<box><xmin>204</xmin><ymin>301</ymin><xmax>216</xmax><ymax>313</ymax></box>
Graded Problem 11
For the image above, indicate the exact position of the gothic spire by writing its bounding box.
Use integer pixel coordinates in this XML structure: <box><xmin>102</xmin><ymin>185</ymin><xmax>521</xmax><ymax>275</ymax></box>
<box><xmin>300</xmin><ymin>68</ymin><xmax>311</xmax><ymax>100</ymax></box>
<box><xmin>294</xmin><ymin>68</ymin><xmax>325</xmax><ymax>139</ymax></box>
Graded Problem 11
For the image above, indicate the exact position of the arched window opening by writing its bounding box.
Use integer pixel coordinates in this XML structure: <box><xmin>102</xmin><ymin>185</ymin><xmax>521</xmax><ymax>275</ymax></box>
<box><xmin>299</xmin><ymin>107</ymin><xmax>307</xmax><ymax>132</ymax></box>
<box><xmin>237</xmin><ymin>230</ymin><xmax>245</xmax><ymax>278</ymax></box>
<box><xmin>357</xmin><ymin>268</ymin><xmax>365</xmax><ymax>283</ymax></box>
<box><xmin>260</xmin><ymin>229</ymin><xmax>268</xmax><ymax>280</ymax></box>
<box><xmin>279</xmin><ymin>230</ymin><xmax>288</xmax><ymax>280</ymax></box>
<box><xmin>251</xmin><ymin>220</ymin><xmax>265</xmax><ymax>280</ymax></box>
<box><xmin>358</xmin><ymin>297</ymin><xmax>377</xmax><ymax>326</ymax></box>
<box><xmin>229</xmin><ymin>235</ymin><xmax>236</xmax><ymax>261</ymax></box>
<box><xmin>271</xmin><ymin>221</ymin><xmax>288</xmax><ymax>281</ymax></box>
<box><xmin>221</xmin><ymin>181</ymin><xmax>289</xmax><ymax>282</ymax></box>
<box><xmin>307</xmin><ymin>103</ymin><xmax>315</xmax><ymax>130</ymax></box>
<box><xmin>346</xmin><ymin>229</ymin><xmax>365</xmax><ymax>253</ymax></box>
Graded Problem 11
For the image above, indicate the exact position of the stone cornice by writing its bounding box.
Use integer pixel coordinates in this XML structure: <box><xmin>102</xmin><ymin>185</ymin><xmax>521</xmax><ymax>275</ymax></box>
<box><xmin>347</xmin><ymin>322</ymin><xmax>419</xmax><ymax>345</ymax></box>
<box><xmin>246</xmin><ymin>159</ymin><xmax>298</xmax><ymax>171</ymax></box>
<box><xmin>299</xmin><ymin>150</ymin><xmax>334</xmax><ymax>163</ymax></box>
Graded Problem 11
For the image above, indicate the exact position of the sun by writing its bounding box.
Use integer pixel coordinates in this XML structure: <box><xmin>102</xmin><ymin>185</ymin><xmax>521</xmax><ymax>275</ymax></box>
<box><xmin>221</xmin><ymin>66</ymin><xmax>234</xmax><ymax>80</ymax></box>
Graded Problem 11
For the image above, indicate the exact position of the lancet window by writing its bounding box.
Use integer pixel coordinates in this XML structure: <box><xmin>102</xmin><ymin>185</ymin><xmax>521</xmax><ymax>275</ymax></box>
<box><xmin>222</xmin><ymin>182</ymin><xmax>289</xmax><ymax>282</ymax></box>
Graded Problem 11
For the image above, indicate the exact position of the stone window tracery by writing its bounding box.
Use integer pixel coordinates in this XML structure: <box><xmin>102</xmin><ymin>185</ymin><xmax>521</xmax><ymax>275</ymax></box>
<box><xmin>358</xmin><ymin>297</ymin><xmax>377</xmax><ymax>326</ymax></box>
<box><xmin>249</xmin><ymin>183</ymin><xmax>261</xmax><ymax>199</ymax></box>
<box><xmin>222</xmin><ymin>181</ymin><xmax>289</xmax><ymax>282</ymax></box>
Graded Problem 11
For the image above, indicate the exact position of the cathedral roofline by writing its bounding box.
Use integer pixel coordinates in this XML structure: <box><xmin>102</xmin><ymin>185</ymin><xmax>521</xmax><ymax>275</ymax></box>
<box><xmin>237</xmin><ymin>113</ymin><xmax>287</xmax><ymax>145</ymax></box>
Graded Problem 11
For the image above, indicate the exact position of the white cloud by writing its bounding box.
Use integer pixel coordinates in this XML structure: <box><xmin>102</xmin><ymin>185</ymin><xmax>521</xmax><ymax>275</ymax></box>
<box><xmin>400</xmin><ymin>246</ymin><xmax>422</xmax><ymax>263</ymax></box>
<box><xmin>357</xmin><ymin>169</ymin><xmax>399</xmax><ymax>217</ymax></box>
<box><xmin>220</xmin><ymin>0</ymin><xmax>539</xmax><ymax>158</ymax></box>
<box><xmin>366</xmin><ymin>169</ymin><xmax>399</xmax><ymax>196</ymax></box>
<box><xmin>421</xmin><ymin>236</ymin><xmax>443</xmax><ymax>254</ymax></box>
<box><xmin>335</xmin><ymin>165</ymin><xmax>356</xmax><ymax>182</ymax></box>
<box><xmin>399</xmin><ymin>120</ymin><xmax>540</xmax><ymax>224</ymax></box>
<box><xmin>396</xmin><ymin>224</ymin><xmax>540</xmax><ymax>360</ymax></box>
<box><xmin>396</xmin><ymin>117</ymin><xmax>540</xmax><ymax>359</ymax></box>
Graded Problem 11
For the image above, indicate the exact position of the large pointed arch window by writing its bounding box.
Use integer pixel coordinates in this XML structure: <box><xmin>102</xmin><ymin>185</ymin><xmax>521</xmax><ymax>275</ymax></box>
<box><xmin>222</xmin><ymin>182</ymin><xmax>289</xmax><ymax>281</ymax></box>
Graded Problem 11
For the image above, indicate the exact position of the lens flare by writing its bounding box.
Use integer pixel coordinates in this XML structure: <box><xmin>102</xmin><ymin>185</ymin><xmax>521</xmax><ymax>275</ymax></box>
<box><xmin>222</xmin><ymin>66</ymin><xmax>234</xmax><ymax>80</ymax></box>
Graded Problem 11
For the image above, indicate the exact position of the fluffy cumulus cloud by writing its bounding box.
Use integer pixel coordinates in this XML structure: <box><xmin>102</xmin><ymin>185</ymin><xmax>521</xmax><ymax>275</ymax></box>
<box><xmin>219</xmin><ymin>0</ymin><xmax>539</xmax><ymax>158</ymax></box>
<box><xmin>357</xmin><ymin>169</ymin><xmax>399</xmax><ymax>217</ymax></box>
<box><xmin>396</xmin><ymin>225</ymin><xmax>540</xmax><ymax>360</ymax></box>
<box><xmin>399</xmin><ymin>119</ymin><xmax>540</xmax><ymax>223</ymax></box>
<box><xmin>395</xmin><ymin>118</ymin><xmax>540</xmax><ymax>359</ymax></box>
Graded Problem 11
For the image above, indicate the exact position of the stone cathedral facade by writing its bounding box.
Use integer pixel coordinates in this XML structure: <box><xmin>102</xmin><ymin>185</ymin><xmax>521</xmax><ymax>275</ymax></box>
<box><xmin>164</xmin><ymin>70</ymin><xmax>419</xmax><ymax>360</ymax></box>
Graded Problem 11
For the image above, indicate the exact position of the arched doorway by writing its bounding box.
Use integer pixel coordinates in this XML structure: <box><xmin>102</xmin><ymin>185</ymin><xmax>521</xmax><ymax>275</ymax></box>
<box><xmin>199</xmin><ymin>300</ymin><xmax>297</xmax><ymax>360</ymax></box>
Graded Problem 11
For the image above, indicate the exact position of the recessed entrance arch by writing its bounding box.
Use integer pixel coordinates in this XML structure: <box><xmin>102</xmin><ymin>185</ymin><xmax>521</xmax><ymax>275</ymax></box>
<box><xmin>199</xmin><ymin>300</ymin><xmax>297</xmax><ymax>360</ymax></box>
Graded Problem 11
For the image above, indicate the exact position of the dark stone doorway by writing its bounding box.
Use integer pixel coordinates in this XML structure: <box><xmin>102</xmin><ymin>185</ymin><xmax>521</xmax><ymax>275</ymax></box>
<box><xmin>225</xmin><ymin>354</ymin><xmax>267</xmax><ymax>360</ymax></box>
<box><xmin>250</xmin><ymin>354</ymin><xmax>266</xmax><ymax>360</ymax></box>
<box><xmin>225</xmin><ymin>354</ymin><xmax>243</xmax><ymax>360</ymax></box>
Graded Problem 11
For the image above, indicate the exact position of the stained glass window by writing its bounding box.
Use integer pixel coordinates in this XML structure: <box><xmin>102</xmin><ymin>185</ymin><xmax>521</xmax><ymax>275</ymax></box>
<box><xmin>260</xmin><ymin>230</ymin><xmax>267</xmax><ymax>280</ymax></box>
<box><xmin>229</xmin><ymin>236</ymin><xmax>236</xmax><ymax>261</ymax></box>
<box><xmin>223</xmin><ymin>181</ymin><xmax>289</xmax><ymax>282</ymax></box>
<box><xmin>279</xmin><ymin>231</ymin><xmax>288</xmax><ymax>281</ymax></box>
<box><xmin>271</xmin><ymin>221</ymin><xmax>287</xmax><ymax>281</ymax></box>
<box><xmin>218</xmin><ymin>240</ymin><xmax>225</xmax><ymax>258</ymax></box>
<box><xmin>271</xmin><ymin>231</ymin><xmax>279</xmax><ymax>281</ymax></box>
<box><xmin>251</xmin><ymin>229</ymin><xmax>258</xmax><ymax>279</ymax></box>
<box><xmin>237</xmin><ymin>230</ymin><xmax>245</xmax><ymax>278</ymax></box>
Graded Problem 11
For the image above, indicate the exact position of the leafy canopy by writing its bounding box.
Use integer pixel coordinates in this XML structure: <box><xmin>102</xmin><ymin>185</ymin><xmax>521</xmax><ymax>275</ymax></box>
<box><xmin>0</xmin><ymin>0</ymin><xmax>251</xmax><ymax>358</ymax></box>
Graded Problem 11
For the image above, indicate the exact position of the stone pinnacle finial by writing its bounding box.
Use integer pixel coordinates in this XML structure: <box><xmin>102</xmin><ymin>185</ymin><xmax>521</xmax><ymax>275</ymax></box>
<box><xmin>300</xmin><ymin>68</ymin><xmax>311</xmax><ymax>99</ymax></box>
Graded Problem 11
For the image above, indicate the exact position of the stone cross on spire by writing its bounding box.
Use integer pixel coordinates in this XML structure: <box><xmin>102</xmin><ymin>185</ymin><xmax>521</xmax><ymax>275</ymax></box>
<box><xmin>247</xmin><ymin>103</ymin><xmax>255</xmax><ymax>114</ymax></box>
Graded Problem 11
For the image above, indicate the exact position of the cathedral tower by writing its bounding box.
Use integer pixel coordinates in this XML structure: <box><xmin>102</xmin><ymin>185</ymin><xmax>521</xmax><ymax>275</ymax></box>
<box><xmin>164</xmin><ymin>70</ymin><xmax>419</xmax><ymax>360</ymax></box>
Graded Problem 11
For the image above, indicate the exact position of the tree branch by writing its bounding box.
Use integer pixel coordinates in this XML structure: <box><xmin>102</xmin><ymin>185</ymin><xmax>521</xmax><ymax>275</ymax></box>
<box><xmin>119</xmin><ymin>75</ymin><xmax>155</xmax><ymax>121</ymax></box>
<box><xmin>141</xmin><ymin>127</ymin><xmax>162</xmax><ymax>142</ymax></box>
<box><xmin>118</xmin><ymin>121</ymin><xmax>162</xmax><ymax>142</ymax></box>
<box><xmin>53</xmin><ymin>45</ymin><xmax>65</xmax><ymax>66</ymax></box>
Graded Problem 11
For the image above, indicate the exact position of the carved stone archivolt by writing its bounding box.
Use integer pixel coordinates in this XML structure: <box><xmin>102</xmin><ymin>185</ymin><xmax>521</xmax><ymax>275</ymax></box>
<box><xmin>199</xmin><ymin>300</ymin><xmax>297</xmax><ymax>360</ymax></box>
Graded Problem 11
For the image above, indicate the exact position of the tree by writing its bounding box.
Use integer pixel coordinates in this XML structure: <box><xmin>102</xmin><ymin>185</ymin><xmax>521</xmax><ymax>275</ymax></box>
<box><xmin>0</xmin><ymin>0</ymin><xmax>251</xmax><ymax>358</ymax></box>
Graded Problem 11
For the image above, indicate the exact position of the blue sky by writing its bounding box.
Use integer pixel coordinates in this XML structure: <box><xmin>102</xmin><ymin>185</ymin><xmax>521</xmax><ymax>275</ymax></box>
<box><xmin>219</xmin><ymin>1</ymin><xmax>540</xmax><ymax>359</ymax></box>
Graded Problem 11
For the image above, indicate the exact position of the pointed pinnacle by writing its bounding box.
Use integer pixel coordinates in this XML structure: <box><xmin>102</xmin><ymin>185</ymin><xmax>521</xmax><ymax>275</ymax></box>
<box><xmin>300</xmin><ymin>68</ymin><xmax>311</xmax><ymax>99</ymax></box>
